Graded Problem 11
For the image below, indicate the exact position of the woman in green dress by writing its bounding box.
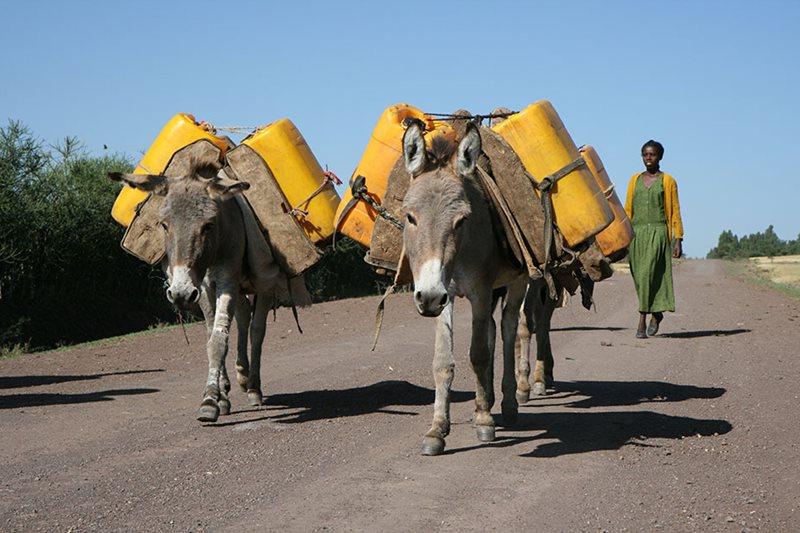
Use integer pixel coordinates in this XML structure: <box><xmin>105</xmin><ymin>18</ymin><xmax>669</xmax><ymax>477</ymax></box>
<box><xmin>623</xmin><ymin>140</ymin><xmax>684</xmax><ymax>338</ymax></box>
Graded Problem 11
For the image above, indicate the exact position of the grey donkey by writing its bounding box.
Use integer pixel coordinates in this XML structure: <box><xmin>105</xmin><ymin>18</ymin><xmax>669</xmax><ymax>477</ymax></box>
<box><xmin>401</xmin><ymin>120</ymin><xmax>534</xmax><ymax>455</ymax></box>
<box><xmin>109</xmin><ymin>161</ymin><xmax>309</xmax><ymax>422</ymax></box>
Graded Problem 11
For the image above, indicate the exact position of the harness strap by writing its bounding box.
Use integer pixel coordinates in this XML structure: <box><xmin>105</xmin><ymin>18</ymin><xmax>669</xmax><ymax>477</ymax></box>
<box><xmin>333</xmin><ymin>175</ymin><xmax>404</xmax><ymax>249</ymax></box>
<box><xmin>524</xmin><ymin>155</ymin><xmax>587</xmax><ymax>299</ymax></box>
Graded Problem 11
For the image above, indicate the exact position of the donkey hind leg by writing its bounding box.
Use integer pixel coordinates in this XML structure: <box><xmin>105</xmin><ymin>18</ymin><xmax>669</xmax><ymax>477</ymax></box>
<box><xmin>197</xmin><ymin>288</ymin><xmax>237</xmax><ymax>422</ymax></box>
<box><xmin>531</xmin><ymin>282</ymin><xmax>557</xmax><ymax>396</ymax></box>
<box><xmin>246</xmin><ymin>294</ymin><xmax>269</xmax><ymax>407</ymax></box>
<box><xmin>469</xmin><ymin>290</ymin><xmax>496</xmax><ymax>443</ymax></box>
<box><xmin>500</xmin><ymin>278</ymin><xmax>527</xmax><ymax>425</ymax></box>
<box><xmin>515</xmin><ymin>289</ymin><xmax>533</xmax><ymax>404</ymax></box>
<box><xmin>234</xmin><ymin>294</ymin><xmax>252</xmax><ymax>392</ymax></box>
<box><xmin>422</xmin><ymin>298</ymin><xmax>455</xmax><ymax>456</ymax></box>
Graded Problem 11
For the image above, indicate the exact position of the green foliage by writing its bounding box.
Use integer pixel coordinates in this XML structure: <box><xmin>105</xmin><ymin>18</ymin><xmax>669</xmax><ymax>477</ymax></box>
<box><xmin>707</xmin><ymin>226</ymin><xmax>800</xmax><ymax>259</ymax></box>
<box><xmin>0</xmin><ymin>120</ymin><xmax>175</xmax><ymax>351</ymax></box>
<box><xmin>304</xmin><ymin>237</ymin><xmax>391</xmax><ymax>301</ymax></box>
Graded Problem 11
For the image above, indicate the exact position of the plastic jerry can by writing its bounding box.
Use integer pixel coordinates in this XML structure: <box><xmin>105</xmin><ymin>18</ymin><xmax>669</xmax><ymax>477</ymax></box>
<box><xmin>579</xmin><ymin>145</ymin><xmax>634</xmax><ymax>257</ymax></box>
<box><xmin>335</xmin><ymin>103</ymin><xmax>453</xmax><ymax>248</ymax></box>
<box><xmin>242</xmin><ymin>118</ymin><xmax>341</xmax><ymax>243</ymax></box>
<box><xmin>492</xmin><ymin>100</ymin><xmax>614</xmax><ymax>246</ymax></box>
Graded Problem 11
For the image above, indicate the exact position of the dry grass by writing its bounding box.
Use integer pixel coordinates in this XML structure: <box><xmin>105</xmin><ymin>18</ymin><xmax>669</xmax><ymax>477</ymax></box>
<box><xmin>727</xmin><ymin>256</ymin><xmax>800</xmax><ymax>300</ymax></box>
<box><xmin>748</xmin><ymin>255</ymin><xmax>800</xmax><ymax>287</ymax></box>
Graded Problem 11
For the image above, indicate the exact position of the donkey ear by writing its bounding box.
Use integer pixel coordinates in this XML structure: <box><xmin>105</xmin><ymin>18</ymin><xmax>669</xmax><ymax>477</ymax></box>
<box><xmin>402</xmin><ymin>119</ymin><xmax>427</xmax><ymax>177</ymax></box>
<box><xmin>108</xmin><ymin>172</ymin><xmax>169</xmax><ymax>196</ymax></box>
<box><xmin>456</xmin><ymin>123</ymin><xmax>482</xmax><ymax>176</ymax></box>
<box><xmin>206</xmin><ymin>176</ymin><xmax>250</xmax><ymax>200</ymax></box>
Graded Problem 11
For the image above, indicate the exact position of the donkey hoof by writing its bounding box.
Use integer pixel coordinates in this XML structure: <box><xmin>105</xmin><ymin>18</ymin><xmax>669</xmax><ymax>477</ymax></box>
<box><xmin>421</xmin><ymin>436</ymin><xmax>446</xmax><ymax>456</ymax></box>
<box><xmin>247</xmin><ymin>390</ymin><xmax>264</xmax><ymax>407</ymax></box>
<box><xmin>516</xmin><ymin>389</ymin><xmax>530</xmax><ymax>405</ymax></box>
<box><xmin>197</xmin><ymin>403</ymin><xmax>220</xmax><ymax>423</ymax></box>
<box><xmin>476</xmin><ymin>425</ymin><xmax>496</xmax><ymax>443</ymax></box>
<box><xmin>218</xmin><ymin>399</ymin><xmax>231</xmax><ymax>416</ymax></box>
<box><xmin>532</xmin><ymin>381</ymin><xmax>547</xmax><ymax>397</ymax></box>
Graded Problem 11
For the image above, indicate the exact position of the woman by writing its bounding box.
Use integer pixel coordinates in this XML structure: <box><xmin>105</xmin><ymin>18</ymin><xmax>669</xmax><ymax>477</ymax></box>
<box><xmin>624</xmin><ymin>140</ymin><xmax>683</xmax><ymax>339</ymax></box>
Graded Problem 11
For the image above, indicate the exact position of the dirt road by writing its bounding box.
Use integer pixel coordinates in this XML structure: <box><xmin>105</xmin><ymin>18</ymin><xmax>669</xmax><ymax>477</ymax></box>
<box><xmin>2</xmin><ymin>260</ymin><xmax>799</xmax><ymax>531</ymax></box>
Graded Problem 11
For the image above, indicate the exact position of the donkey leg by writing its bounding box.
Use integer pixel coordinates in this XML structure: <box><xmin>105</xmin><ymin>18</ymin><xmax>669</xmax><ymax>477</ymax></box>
<box><xmin>246</xmin><ymin>294</ymin><xmax>269</xmax><ymax>407</ymax></box>
<box><xmin>501</xmin><ymin>278</ymin><xmax>527</xmax><ymax>425</ymax></box>
<box><xmin>218</xmin><ymin>364</ymin><xmax>232</xmax><ymax>416</ymax></box>
<box><xmin>515</xmin><ymin>293</ymin><xmax>533</xmax><ymax>404</ymax></box>
<box><xmin>531</xmin><ymin>282</ymin><xmax>557</xmax><ymax>396</ymax></box>
<box><xmin>469</xmin><ymin>290</ymin><xmax>495</xmax><ymax>443</ymax></box>
<box><xmin>234</xmin><ymin>294</ymin><xmax>252</xmax><ymax>392</ymax></box>
<box><xmin>422</xmin><ymin>299</ymin><xmax>455</xmax><ymax>456</ymax></box>
<box><xmin>197</xmin><ymin>288</ymin><xmax>236</xmax><ymax>422</ymax></box>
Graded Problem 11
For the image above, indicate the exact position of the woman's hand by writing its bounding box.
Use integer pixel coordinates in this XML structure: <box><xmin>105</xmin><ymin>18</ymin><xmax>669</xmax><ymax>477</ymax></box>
<box><xmin>673</xmin><ymin>238</ymin><xmax>683</xmax><ymax>258</ymax></box>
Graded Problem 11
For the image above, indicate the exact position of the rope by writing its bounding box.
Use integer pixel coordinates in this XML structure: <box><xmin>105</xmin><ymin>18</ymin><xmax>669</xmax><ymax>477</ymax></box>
<box><xmin>333</xmin><ymin>175</ymin><xmax>404</xmax><ymax>251</ymax></box>
<box><xmin>424</xmin><ymin>111</ymin><xmax>518</xmax><ymax>124</ymax></box>
<box><xmin>290</xmin><ymin>168</ymin><xmax>342</xmax><ymax>217</ymax></box>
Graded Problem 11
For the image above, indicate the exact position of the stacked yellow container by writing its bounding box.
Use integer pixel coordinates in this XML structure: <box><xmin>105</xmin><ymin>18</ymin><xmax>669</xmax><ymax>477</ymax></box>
<box><xmin>111</xmin><ymin>113</ymin><xmax>231</xmax><ymax>227</ymax></box>
<box><xmin>335</xmin><ymin>103</ymin><xmax>454</xmax><ymax>247</ymax></box>
<box><xmin>242</xmin><ymin>119</ymin><xmax>341</xmax><ymax>243</ymax></box>
<box><xmin>579</xmin><ymin>145</ymin><xmax>634</xmax><ymax>257</ymax></box>
<box><xmin>492</xmin><ymin>100</ymin><xmax>614</xmax><ymax>247</ymax></box>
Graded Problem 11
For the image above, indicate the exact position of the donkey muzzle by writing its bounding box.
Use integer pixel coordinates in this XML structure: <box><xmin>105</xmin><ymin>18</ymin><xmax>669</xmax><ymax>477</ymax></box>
<box><xmin>166</xmin><ymin>266</ymin><xmax>201</xmax><ymax>308</ymax></box>
<box><xmin>415</xmin><ymin>290</ymin><xmax>449</xmax><ymax>317</ymax></box>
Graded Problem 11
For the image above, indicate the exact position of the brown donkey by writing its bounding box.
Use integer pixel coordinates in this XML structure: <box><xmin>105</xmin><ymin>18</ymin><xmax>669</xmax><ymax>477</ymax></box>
<box><xmin>401</xmin><ymin>121</ymin><xmax>531</xmax><ymax>455</ymax></box>
<box><xmin>109</xmin><ymin>161</ymin><xmax>307</xmax><ymax>422</ymax></box>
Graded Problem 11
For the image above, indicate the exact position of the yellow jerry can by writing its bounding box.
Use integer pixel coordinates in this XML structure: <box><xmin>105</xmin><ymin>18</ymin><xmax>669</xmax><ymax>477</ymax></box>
<box><xmin>492</xmin><ymin>100</ymin><xmax>614</xmax><ymax>247</ymax></box>
<box><xmin>111</xmin><ymin>113</ymin><xmax>231</xmax><ymax>227</ymax></box>
<box><xmin>334</xmin><ymin>103</ymin><xmax>455</xmax><ymax>248</ymax></box>
<box><xmin>242</xmin><ymin>118</ymin><xmax>341</xmax><ymax>243</ymax></box>
<box><xmin>579</xmin><ymin>145</ymin><xmax>634</xmax><ymax>258</ymax></box>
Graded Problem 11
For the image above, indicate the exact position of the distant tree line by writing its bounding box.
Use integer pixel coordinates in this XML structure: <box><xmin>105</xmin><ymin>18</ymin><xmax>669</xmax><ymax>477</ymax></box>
<box><xmin>0</xmin><ymin>121</ymin><xmax>384</xmax><ymax>352</ymax></box>
<box><xmin>707</xmin><ymin>226</ymin><xmax>800</xmax><ymax>259</ymax></box>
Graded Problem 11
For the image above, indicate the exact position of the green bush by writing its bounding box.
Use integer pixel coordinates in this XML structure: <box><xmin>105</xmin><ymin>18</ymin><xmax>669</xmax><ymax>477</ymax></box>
<box><xmin>0</xmin><ymin>121</ymin><xmax>175</xmax><ymax>350</ymax></box>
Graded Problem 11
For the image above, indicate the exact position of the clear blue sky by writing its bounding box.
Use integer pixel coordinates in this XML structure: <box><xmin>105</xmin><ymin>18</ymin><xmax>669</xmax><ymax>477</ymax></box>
<box><xmin>2</xmin><ymin>0</ymin><xmax>798</xmax><ymax>257</ymax></box>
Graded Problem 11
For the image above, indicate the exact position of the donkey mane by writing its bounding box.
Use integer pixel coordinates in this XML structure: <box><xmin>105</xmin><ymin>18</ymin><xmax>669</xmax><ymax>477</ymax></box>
<box><xmin>187</xmin><ymin>157</ymin><xmax>223</xmax><ymax>180</ymax></box>
<box><xmin>427</xmin><ymin>135</ymin><xmax>456</xmax><ymax>168</ymax></box>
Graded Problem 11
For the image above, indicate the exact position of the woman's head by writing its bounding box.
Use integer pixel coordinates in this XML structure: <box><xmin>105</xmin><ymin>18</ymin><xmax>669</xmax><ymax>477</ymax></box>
<box><xmin>641</xmin><ymin>140</ymin><xmax>664</xmax><ymax>172</ymax></box>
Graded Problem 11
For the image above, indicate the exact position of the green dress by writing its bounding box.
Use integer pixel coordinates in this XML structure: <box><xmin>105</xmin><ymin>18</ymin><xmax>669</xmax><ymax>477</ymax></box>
<box><xmin>629</xmin><ymin>174</ymin><xmax>675</xmax><ymax>313</ymax></box>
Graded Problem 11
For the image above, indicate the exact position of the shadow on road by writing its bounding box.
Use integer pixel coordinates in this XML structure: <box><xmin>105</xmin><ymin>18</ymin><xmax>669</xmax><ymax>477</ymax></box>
<box><xmin>0</xmin><ymin>369</ymin><xmax>165</xmax><ymax>390</ymax></box>
<box><xmin>547</xmin><ymin>380</ymin><xmax>726</xmax><ymax>409</ymax></box>
<box><xmin>446</xmin><ymin>410</ymin><xmax>732</xmax><ymax>457</ymax></box>
<box><xmin>0</xmin><ymin>388</ymin><xmax>160</xmax><ymax>410</ymax></box>
<box><xmin>208</xmin><ymin>380</ymin><xmax>473</xmax><ymax>427</ymax></box>
<box><xmin>551</xmin><ymin>326</ymin><xmax>627</xmax><ymax>332</ymax></box>
<box><xmin>658</xmin><ymin>328</ymin><xmax>751</xmax><ymax>339</ymax></box>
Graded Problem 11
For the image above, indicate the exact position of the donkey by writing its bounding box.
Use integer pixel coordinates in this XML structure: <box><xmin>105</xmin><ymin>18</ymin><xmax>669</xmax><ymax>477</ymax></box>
<box><xmin>401</xmin><ymin>120</ymin><xmax>534</xmax><ymax>455</ymax></box>
<box><xmin>109</xmin><ymin>161</ymin><xmax>307</xmax><ymax>422</ymax></box>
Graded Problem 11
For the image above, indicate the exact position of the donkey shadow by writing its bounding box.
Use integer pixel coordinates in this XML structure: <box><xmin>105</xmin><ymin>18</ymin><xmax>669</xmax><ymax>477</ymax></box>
<box><xmin>443</xmin><ymin>410</ymin><xmax>733</xmax><ymax>458</ymax></box>
<box><xmin>544</xmin><ymin>380</ymin><xmax>726</xmax><ymax>409</ymax></box>
<box><xmin>442</xmin><ymin>379</ymin><xmax>731</xmax><ymax>457</ymax></box>
<box><xmin>210</xmin><ymin>380</ymin><xmax>473</xmax><ymax>427</ymax></box>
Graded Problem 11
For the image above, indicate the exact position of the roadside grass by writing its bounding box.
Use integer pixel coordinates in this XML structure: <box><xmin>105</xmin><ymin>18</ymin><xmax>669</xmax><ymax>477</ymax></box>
<box><xmin>726</xmin><ymin>256</ymin><xmax>800</xmax><ymax>301</ymax></box>
<box><xmin>0</xmin><ymin>320</ymin><xmax>200</xmax><ymax>359</ymax></box>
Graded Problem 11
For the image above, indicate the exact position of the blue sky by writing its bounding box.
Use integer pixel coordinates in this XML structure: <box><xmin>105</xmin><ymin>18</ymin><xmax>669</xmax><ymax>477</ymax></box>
<box><xmin>1</xmin><ymin>0</ymin><xmax>798</xmax><ymax>257</ymax></box>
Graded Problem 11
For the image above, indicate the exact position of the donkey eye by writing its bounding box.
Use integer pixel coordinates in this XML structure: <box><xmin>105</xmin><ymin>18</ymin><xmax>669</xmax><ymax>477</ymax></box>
<box><xmin>454</xmin><ymin>216</ymin><xmax>467</xmax><ymax>230</ymax></box>
<box><xmin>159</xmin><ymin>221</ymin><xmax>168</xmax><ymax>231</ymax></box>
<box><xmin>406</xmin><ymin>213</ymin><xmax>417</xmax><ymax>226</ymax></box>
<box><xmin>202</xmin><ymin>222</ymin><xmax>215</xmax><ymax>234</ymax></box>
